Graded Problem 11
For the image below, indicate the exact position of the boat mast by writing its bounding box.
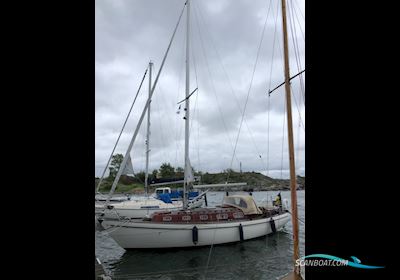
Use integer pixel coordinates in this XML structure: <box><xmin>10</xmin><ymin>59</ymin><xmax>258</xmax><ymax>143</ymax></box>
<box><xmin>144</xmin><ymin>61</ymin><xmax>153</xmax><ymax>196</ymax></box>
<box><xmin>105</xmin><ymin>4</ymin><xmax>186</xmax><ymax>205</ymax></box>
<box><xmin>183</xmin><ymin>0</ymin><xmax>190</xmax><ymax>210</ymax></box>
<box><xmin>281</xmin><ymin>0</ymin><xmax>300</xmax><ymax>274</ymax></box>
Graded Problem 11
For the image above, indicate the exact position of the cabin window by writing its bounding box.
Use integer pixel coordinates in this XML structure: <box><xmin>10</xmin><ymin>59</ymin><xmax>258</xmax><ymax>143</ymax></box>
<box><xmin>239</xmin><ymin>199</ymin><xmax>247</xmax><ymax>208</ymax></box>
<box><xmin>233</xmin><ymin>212</ymin><xmax>244</xmax><ymax>219</ymax></box>
<box><xmin>216</xmin><ymin>213</ymin><xmax>229</xmax><ymax>220</ymax></box>
<box><xmin>163</xmin><ymin>216</ymin><xmax>172</xmax><ymax>222</ymax></box>
<box><xmin>182</xmin><ymin>215</ymin><xmax>191</xmax><ymax>221</ymax></box>
<box><xmin>156</xmin><ymin>190</ymin><xmax>163</xmax><ymax>195</ymax></box>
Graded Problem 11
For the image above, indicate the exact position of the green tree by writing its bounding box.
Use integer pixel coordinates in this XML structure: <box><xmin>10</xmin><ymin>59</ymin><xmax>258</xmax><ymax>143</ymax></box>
<box><xmin>135</xmin><ymin>171</ymin><xmax>146</xmax><ymax>183</ymax></box>
<box><xmin>108</xmin><ymin>154</ymin><xmax>124</xmax><ymax>180</ymax></box>
<box><xmin>159</xmin><ymin>162</ymin><xmax>175</xmax><ymax>178</ymax></box>
<box><xmin>151</xmin><ymin>169</ymin><xmax>158</xmax><ymax>179</ymax></box>
<box><xmin>175</xmin><ymin>167</ymin><xmax>184</xmax><ymax>177</ymax></box>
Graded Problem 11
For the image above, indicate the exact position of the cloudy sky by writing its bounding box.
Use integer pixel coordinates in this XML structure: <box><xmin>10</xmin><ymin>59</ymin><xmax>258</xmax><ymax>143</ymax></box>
<box><xmin>95</xmin><ymin>0</ymin><xmax>305</xmax><ymax>179</ymax></box>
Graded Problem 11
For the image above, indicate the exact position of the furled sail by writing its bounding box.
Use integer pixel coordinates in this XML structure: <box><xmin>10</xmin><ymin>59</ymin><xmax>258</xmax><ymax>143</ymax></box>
<box><xmin>185</xmin><ymin>158</ymin><xmax>194</xmax><ymax>183</ymax></box>
<box><xmin>122</xmin><ymin>154</ymin><xmax>134</xmax><ymax>175</ymax></box>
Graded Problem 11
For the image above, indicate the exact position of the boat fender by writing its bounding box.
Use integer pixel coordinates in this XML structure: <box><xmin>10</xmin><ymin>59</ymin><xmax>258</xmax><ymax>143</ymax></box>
<box><xmin>97</xmin><ymin>218</ymin><xmax>103</xmax><ymax>225</ymax></box>
<box><xmin>192</xmin><ymin>226</ymin><xmax>198</xmax><ymax>245</ymax></box>
<box><xmin>269</xmin><ymin>218</ymin><xmax>276</xmax><ymax>233</ymax></box>
<box><xmin>204</xmin><ymin>194</ymin><xmax>208</xmax><ymax>206</ymax></box>
<box><xmin>239</xmin><ymin>223</ymin><xmax>244</xmax><ymax>241</ymax></box>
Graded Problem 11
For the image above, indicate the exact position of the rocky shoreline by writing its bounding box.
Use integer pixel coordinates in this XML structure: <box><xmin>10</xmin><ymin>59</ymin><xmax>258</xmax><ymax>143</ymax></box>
<box><xmin>96</xmin><ymin>172</ymin><xmax>305</xmax><ymax>193</ymax></box>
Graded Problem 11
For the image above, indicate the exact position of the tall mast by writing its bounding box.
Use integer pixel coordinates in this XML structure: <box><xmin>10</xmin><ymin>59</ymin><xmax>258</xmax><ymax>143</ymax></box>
<box><xmin>105</xmin><ymin>3</ymin><xmax>185</xmax><ymax>205</ymax></box>
<box><xmin>144</xmin><ymin>61</ymin><xmax>153</xmax><ymax>196</ymax></box>
<box><xmin>281</xmin><ymin>0</ymin><xmax>300</xmax><ymax>274</ymax></box>
<box><xmin>183</xmin><ymin>0</ymin><xmax>190</xmax><ymax>210</ymax></box>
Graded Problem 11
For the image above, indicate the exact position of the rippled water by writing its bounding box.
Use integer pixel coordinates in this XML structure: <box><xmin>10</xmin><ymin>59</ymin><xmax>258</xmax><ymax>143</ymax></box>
<box><xmin>95</xmin><ymin>190</ymin><xmax>305</xmax><ymax>279</ymax></box>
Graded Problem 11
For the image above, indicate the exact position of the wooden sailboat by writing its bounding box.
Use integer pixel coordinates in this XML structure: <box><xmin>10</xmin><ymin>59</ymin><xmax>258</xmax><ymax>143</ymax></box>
<box><xmin>100</xmin><ymin>0</ymin><xmax>291</xmax><ymax>249</ymax></box>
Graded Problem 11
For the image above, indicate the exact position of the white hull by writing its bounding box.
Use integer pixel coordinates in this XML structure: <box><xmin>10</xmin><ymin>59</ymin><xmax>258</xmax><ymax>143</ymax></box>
<box><xmin>101</xmin><ymin>212</ymin><xmax>290</xmax><ymax>248</ymax></box>
<box><xmin>95</xmin><ymin>197</ymin><xmax>204</xmax><ymax>219</ymax></box>
<box><xmin>96</xmin><ymin>201</ymin><xmax>182</xmax><ymax>219</ymax></box>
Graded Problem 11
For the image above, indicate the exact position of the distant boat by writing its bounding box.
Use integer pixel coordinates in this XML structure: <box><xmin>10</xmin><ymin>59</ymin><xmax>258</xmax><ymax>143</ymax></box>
<box><xmin>95</xmin><ymin>193</ymin><xmax>130</xmax><ymax>202</ymax></box>
<box><xmin>96</xmin><ymin>187</ymin><xmax>205</xmax><ymax>219</ymax></box>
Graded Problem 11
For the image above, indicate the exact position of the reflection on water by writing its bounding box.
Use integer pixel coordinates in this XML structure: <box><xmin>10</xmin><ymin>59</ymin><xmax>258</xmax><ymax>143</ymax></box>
<box><xmin>95</xmin><ymin>190</ymin><xmax>305</xmax><ymax>279</ymax></box>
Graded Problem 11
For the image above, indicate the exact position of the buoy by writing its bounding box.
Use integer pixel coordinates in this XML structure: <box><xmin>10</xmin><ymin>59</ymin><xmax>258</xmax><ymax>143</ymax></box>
<box><xmin>269</xmin><ymin>218</ymin><xmax>276</xmax><ymax>233</ymax></box>
<box><xmin>239</xmin><ymin>224</ymin><xmax>244</xmax><ymax>241</ymax></box>
<box><xmin>192</xmin><ymin>226</ymin><xmax>198</xmax><ymax>245</ymax></box>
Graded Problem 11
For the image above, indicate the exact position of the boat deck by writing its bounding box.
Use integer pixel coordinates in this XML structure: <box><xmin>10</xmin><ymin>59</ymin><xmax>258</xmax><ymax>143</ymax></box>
<box><xmin>149</xmin><ymin>205</ymin><xmax>284</xmax><ymax>224</ymax></box>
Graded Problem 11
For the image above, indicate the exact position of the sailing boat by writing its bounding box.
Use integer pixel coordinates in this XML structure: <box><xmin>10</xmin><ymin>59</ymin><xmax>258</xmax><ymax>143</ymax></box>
<box><xmin>95</xmin><ymin>59</ymin><xmax>205</xmax><ymax>220</ymax></box>
<box><xmin>100</xmin><ymin>0</ymin><xmax>291</xmax><ymax>249</ymax></box>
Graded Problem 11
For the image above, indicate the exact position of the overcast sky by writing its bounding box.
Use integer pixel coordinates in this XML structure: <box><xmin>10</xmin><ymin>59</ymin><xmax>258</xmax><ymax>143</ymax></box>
<box><xmin>95</xmin><ymin>0</ymin><xmax>305</xmax><ymax>179</ymax></box>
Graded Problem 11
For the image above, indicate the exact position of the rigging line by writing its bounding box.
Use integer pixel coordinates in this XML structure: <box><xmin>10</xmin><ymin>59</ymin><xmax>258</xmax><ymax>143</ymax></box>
<box><xmin>268</xmin><ymin>69</ymin><xmax>305</xmax><ymax>94</ymax></box>
<box><xmin>274</xmin><ymin>0</ymin><xmax>284</xmax><ymax>66</ymax></box>
<box><xmin>203</xmin><ymin>224</ymin><xmax>218</xmax><ymax>279</ymax></box>
<box><xmin>105</xmin><ymin>0</ymin><xmax>187</xmax><ymax>204</ymax></box>
<box><xmin>96</xmin><ymin>66</ymin><xmax>148</xmax><ymax>193</ymax></box>
<box><xmin>177</xmin><ymin>87</ymin><xmax>198</xmax><ymax>104</ymax></box>
<box><xmin>152</xmin><ymin>88</ymin><xmax>169</xmax><ymax>162</ymax></box>
<box><xmin>190</xmin><ymin>36</ymin><xmax>202</xmax><ymax>171</ymax></box>
<box><xmin>280</xmin><ymin>98</ymin><xmax>286</xmax><ymax>179</ymax></box>
<box><xmin>296</xmin><ymin>116</ymin><xmax>301</xmax><ymax>172</ymax></box>
<box><xmin>192</xmin><ymin>2</ymin><xmax>240</xmax><ymax>167</ymax></box>
<box><xmin>287</xmin><ymin>2</ymin><xmax>304</xmax><ymax>73</ymax></box>
<box><xmin>293</xmin><ymin>0</ymin><xmax>305</xmax><ymax>21</ymax></box>
<box><xmin>288</xmin><ymin>0</ymin><xmax>305</xmax><ymax>104</ymax></box>
<box><xmin>151</xmin><ymin>64</ymin><xmax>173</xmax><ymax>163</ymax></box>
<box><xmin>290</xmin><ymin>84</ymin><xmax>305</xmax><ymax>131</ymax></box>
<box><xmin>156</xmin><ymin>73</ymin><xmax>177</xmax><ymax>163</ymax></box>
<box><xmin>288</xmin><ymin>0</ymin><xmax>306</xmax><ymax>105</ymax></box>
<box><xmin>290</xmin><ymin>2</ymin><xmax>306</xmax><ymax>109</ymax></box>
<box><xmin>266</xmin><ymin>94</ymin><xmax>271</xmax><ymax>176</ymax></box>
<box><xmin>227</xmin><ymin>0</ymin><xmax>273</xmax><ymax>181</ymax></box>
<box><xmin>266</xmin><ymin>1</ymin><xmax>280</xmax><ymax>177</ymax></box>
<box><xmin>174</xmin><ymin>20</ymin><xmax>187</xmax><ymax>168</ymax></box>
<box><xmin>287</xmin><ymin>209</ymin><xmax>305</xmax><ymax>224</ymax></box>
<box><xmin>291</xmin><ymin>0</ymin><xmax>305</xmax><ymax>42</ymax></box>
<box><xmin>267</xmin><ymin>0</ymin><xmax>281</xmax><ymax>93</ymax></box>
<box><xmin>194</xmin><ymin>1</ymin><xmax>267</xmax><ymax>172</ymax></box>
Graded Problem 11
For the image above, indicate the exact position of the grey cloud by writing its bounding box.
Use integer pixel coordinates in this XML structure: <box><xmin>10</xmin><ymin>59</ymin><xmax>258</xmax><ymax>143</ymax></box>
<box><xmin>96</xmin><ymin>0</ymin><xmax>305</xmax><ymax>178</ymax></box>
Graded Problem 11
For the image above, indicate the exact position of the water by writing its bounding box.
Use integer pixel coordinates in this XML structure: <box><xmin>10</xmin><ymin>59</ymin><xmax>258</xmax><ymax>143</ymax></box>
<box><xmin>95</xmin><ymin>190</ymin><xmax>305</xmax><ymax>279</ymax></box>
